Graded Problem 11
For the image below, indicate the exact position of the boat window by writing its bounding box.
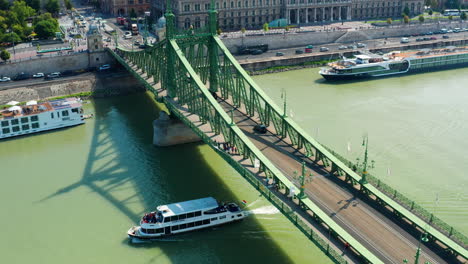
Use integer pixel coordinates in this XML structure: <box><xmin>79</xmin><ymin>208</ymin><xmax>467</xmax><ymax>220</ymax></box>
<box><xmin>71</xmin><ymin>108</ymin><xmax>79</xmax><ymax>113</ymax></box>
<box><xmin>141</xmin><ymin>228</ymin><xmax>147</xmax><ymax>233</ymax></box>
<box><xmin>146</xmin><ymin>229</ymin><xmax>155</xmax><ymax>234</ymax></box>
<box><xmin>194</xmin><ymin>211</ymin><xmax>201</xmax><ymax>217</ymax></box>
<box><xmin>187</xmin><ymin>212</ymin><xmax>194</xmax><ymax>218</ymax></box>
<box><xmin>164</xmin><ymin>217</ymin><xmax>171</xmax><ymax>223</ymax></box>
<box><xmin>51</xmin><ymin>113</ymin><xmax>54</xmax><ymax>119</ymax></box>
<box><xmin>11</xmin><ymin>119</ymin><xmax>19</xmax><ymax>125</ymax></box>
<box><xmin>31</xmin><ymin>116</ymin><xmax>39</xmax><ymax>122</ymax></box>
<box><xmin>195</xmin><ymin>221</ymin><xmax>203</xmax><ymax>226</ymax></box>
<box><xmin>62</xmin><ymin>110</ymin><xmax>69</xmax><ymax>117</ymax></box>
<box><xmin>210</xmin><ymin>217</ymin><xmax>218</xmax><ymax>221</ymax></box>
<box><xmin>32</xmin><ymin>123</ymin><xmax>39</xmax><ymax>129</ymax></box>
<box><xmin>188</xmin><ymin>222</ymin><xmax>195</xmax><ymax>228</ymax></box>
<box><xmin>170</xmin><ymin>215</ymin><xmax>179</xmax><ymax>221</ymax></box>
<box><xmin>21</xmin><ymin>117</ymin><xmax>28</xmax><ymax>123</ymax></box>
<box><xmin>220</xmin><ymin>215</ymin><xmax>226</xmax><ymax>219</ymax></box>
<box><xmin>12</xmin><ymin>126</ymin><xmax>20</xmax><ymax>132</ymax></box>
<box><xmin>172</xmin><ymin>225</ymin><xmax>179</xmax><ymax>231</ymax></box>
<box><xmin>180</xmin><ymin>224</ymin><xmax>187</xmax><ymax>229</ymax></box>
<box><xmin>179</xmin><ymin>214</ymin><xmax>186</xmax><ymax>220</ymax></box>
<box><xmin>2</xmin><ymin>128</ymin><xmax>10</xmax><ymax>134</ymax></box>
<box><xmin>22</xmin><ymin>124</ymin><xmax>30</xmax><ymax>130</ymax></box>
<box><xmin>156</xmin><ymin>228</ymin><xmax>164</xmax><ymax>233</ymax></box>
<box><xmin>57</xmin><ymin>112</ymin><xmax>60</xmax><ymax>118</ymax></box>
<box><xmin>1</xmin><ymin>121</ymin><xmax>8</xmax><ymax>127</ymax></box>
<box><xmin>237</xmin><ymin>214</ymin><xmax>242</xmax><ymax>217</ymax></box>
<box><xmin>202</xmin><ymin>219</ymin><xmax>210</xmax><ymax>225</ymax></box>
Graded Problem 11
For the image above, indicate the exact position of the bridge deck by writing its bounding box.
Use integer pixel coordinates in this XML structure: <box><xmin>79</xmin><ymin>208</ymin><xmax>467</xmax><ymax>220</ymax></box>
<box><xmin>218</xmin><ymin>99</ymin><xmax>449</xmax><ymax>264</ymax></box>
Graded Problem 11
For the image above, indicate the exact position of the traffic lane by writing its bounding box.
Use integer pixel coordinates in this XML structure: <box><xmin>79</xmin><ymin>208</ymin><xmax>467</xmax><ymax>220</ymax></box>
<box><xmin>0</xmin><ymin>72</ymin><xmax>94</xmax><ymax>91</ymax></box>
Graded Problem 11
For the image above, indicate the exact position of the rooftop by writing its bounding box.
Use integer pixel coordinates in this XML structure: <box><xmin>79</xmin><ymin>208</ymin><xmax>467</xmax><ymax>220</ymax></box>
<box><xmin>157</xmin><ymin>197</ymin><xmax>218</xmax><ymax>217</ymax></box>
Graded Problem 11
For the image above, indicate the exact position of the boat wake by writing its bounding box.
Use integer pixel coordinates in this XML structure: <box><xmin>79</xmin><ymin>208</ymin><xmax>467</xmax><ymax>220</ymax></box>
<box><xmin>246</xmin><ymin>205</ymin><xmax>279</xmax><ymax>216</ymax></box>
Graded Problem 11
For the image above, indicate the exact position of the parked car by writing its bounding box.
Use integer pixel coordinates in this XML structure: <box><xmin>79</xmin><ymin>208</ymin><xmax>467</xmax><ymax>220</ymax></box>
<box><xmin>14</xmin><ymin>72</ymin><xmax>29</xmax><ymax>80</ymax></box>
<box><xmin>305</xmin><ymin>45</ymin><xmax>313</xmax><ymax>53</ymax></box>
<box><xmin>0</xmin><ymin>77</ymin><xmax>11</xmax><ymax>82</ymax></box>
<box><xmin>319</xmin><ymin>47</ymin><xmax>329</xmax><ymax>52</ymax></box>
<box><xmin>275</xmin><ymin>52</ymin><xmax>284</xmax><ymax>56</ymax></box>
<box><xmin>347</xmin><ymin>45</ymin><xmax>357</xmax><ymax>49</ymax></box>
<box><xmin>416</xmin><ymin>38</ymin><xmax>424</xmax><ymax>42</ymax></box>
<box><xmin>423</xmin><ymin>37</ymin><xmax>431</xmax><ymax>41</ymax></box>
<box><xmin>430</xmin><ymin>37</ymin><xmax>437</xmax><ymax>40</ymax></box>
<box><xmin>46</xmin><ymin>72</ymin><xmax>60</xmax><ymax>79</ymax></box>
<box><xmin>134</xmin><ymin>40</ymin><xmax>140</xmax><ymax>46</ymax></box>
<box><xmin>453</xmin><ymin>28</ymin><xmax>461</xmax><ymax>33</ymax></box>
<box><xmin>338</xmin><ymin>45</ymin><xmax>347</xmax><ymax>50</ymax></box>
<box><xmin>357</xmin><ymin>43</ymin><xmax>367</xmax><ymax>48</ymax></box>
<box><xmin>251</xmin><ymin>49</ymin><xmax>263</xmax><ymax>55</ymax></box>
<box><xmin>295</xmin><ymin>49</ymin><xmax>304</xmax><ymax>54</ymax></box>
<box><xmin>425</xmin><ymin>31</ymin><xmax>433</xmax><ymax>35</ymax></box>
<box><xmin>400</xmin><ymin>37</ymin><xmax>410</xmax><ymax>43</ymax></box>
<box><xmin>33</xmin><ymin>73</ymin><xmax>44</xmax><ymax>78</ymax></box>
<box><xmin>99</xmin><ymin>64</ymin><xmax>111</xmax><ymax>71</ymax></box>
<box><xmin>443</xmin><ymin>35</ymin><xmax>450</xmax><ymax>39</ymax></box>
<box><xmin>253</xmin><ymin>124</ymin><xmax>267</xmax><ymax>134</ymax></box>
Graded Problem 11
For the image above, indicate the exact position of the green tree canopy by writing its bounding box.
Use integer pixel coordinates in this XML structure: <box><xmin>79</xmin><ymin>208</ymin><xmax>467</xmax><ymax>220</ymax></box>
<box><xmin>403</xmin><ymin>6</ymin><xmax>410</xmax><ymax>16</ymax></box>
<box><xmin>428</xmin><ymin>10</ymin><xmax>433</xmax><ymax>16</ymax></box>
<box><xmin>64</xmin><ymin>0</ymin><xmax>73</xmax><ymax>10</ymax></box>
<box><xmin>1</xmin><ymin>32</ymin><xmax>21</xmax><ymax>43</ymax></box>
<box><xmin>448</xmin><ymin>15</ymin><xmax>453</xmax><ymax>20</ymax></box>
<box><xmin>10</xmin><ymin>1</ymin><xmax>35</xmax><ymax>26</ymax></box>
<box><xmin>403</xmin><ymin>15</ymin><xmax>410</xmax><ymax>24</ymax></box>
<box><xmin>0</xmin><ymin>0</ymin><xmax>9</xmax><ymax>11</ymax></box>
<box><xmin>461</xmin><ymin>11</ymin><xmax>467</xmax><ymax>20</ymax></box>
<box><xmin>419</xmin><ymin>15</ymin><xmax>425</xmax><ymax>23</ymax></box>
<box><xmin>263</xmin><ymin>23</ymin><xmax>269</xmax><ymax>32</ymax></box>
<box><xmin>129</xmin><ymin>8</ymin><xmax>137</xmax><ymax>18</ymax></box>
<box><xmin>0</xmin><ymin>49</ymin><xmax>11</xmax><ymax>61</ymax></box>
<box><xmin>386</xmin><ymin>18</ymin><xmax>393</xmax><ymax>24</ymax></box>
<box><xmin>25</xmin><ymin>0</ymin><xmax>41</xmax><ymax>10</ymax></box>
<box><xmin>34</xmin><ymin>19</ymin><xmax>58</xmax><ymax>39</ymax></box>
<box><xmin>45</xmin><ymin>0</ymin><xmax>60</xmax><ymax>14</ymax></box>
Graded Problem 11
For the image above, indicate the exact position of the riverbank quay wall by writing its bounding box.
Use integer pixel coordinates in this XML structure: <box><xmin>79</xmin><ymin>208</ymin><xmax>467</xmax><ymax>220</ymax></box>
<box><xmin>221</xmin><ymin>21</ymin><xmax>468</xmax><ymax>52</ymax></box>
<box><xmin>0</xmin><ymin>51</ymin><xmax>114</xmax><ymax>77</ymax></box>
<box><xmin>0</xmin><ymin>72</ymin><xmax>145</xmax><ymax>105</ymax></box>
<box><xmin>239</xmin><ymin>38</ymin><xmax>468</xmax><ymax>72</ymax></box>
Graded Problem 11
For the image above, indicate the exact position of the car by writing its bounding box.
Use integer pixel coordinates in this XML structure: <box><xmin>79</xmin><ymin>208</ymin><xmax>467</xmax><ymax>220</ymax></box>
<box><xmin>304</xmin><ymin>45</ymin><xmax>313</xmax><ymax>53</ymax></box>
<box><xmin>134</xmin><ymin>40</ymin><xmax>140</xmax><ymax>46</ymax></box>
<box><xmin>347</xmin><ymin>45</ymin><xmax>357</xmax><ymax>49</ymax></box>
<box><xmin>124</xmin><ymin>34</ymin><xmax>132</xmax><ymax>39</ymax></box>
<box><xmin>411</xmin><ymin>33</ymin><xmax>419</xmax><ymax>37</ymax></box>
<box><xmin>357</xmin><ymin>43</ymin><xmax>367</xmax><ymax>48</ymax></box>
<box><xmin>403</xmin><ymin>34</ymin><xmax>410</xmax><ymax>37</ymax></box>
<box><xmin>251</xmin><ymin>49</ymin><xmax>263</xmax><ymax>55</ymax></box>
<box><xmin>454</xmin><ymin>28</ymin><xmax>461</xmax><ymax>33</ymax></box>
<box><xmin>423</xmin><ymin>37</ymin><xmax>431</xmax><ymax>41</ymax></box>
<box><xmin>425</xmin><ymin>32</ymin><xmax>433</xmax><ymax>35</ymax></box>
<box><xmin>99</xmin><ymin>64</ymin><xmax>111</xmax><ymax>71</ymax></box>
<box><xmin>276</xmin><ymin>52</ymin><xmax>284</xmax><ymax>56</ymax></box>
<box><xmin>33</xmin><ymin>73</ymin><xmax>44</xmax><ymax>78</ymax></box>
<box><xmin>443</xmin><ymin>35</ymin><xmax>450</xmax><ymax>39</ymax></box>
<box><xmin>430</xmin><ymin>37</ymin><xmax>437</xmax><ymax>40</ymax></box>
<box><xmin>0</xmin><ymin>77</ymin><xmax>11</xmax><ymax>82</ymax></box>
<box><xmin>253</xmin><ymin>124</ymin><xmax>267</xmax><ymax>134</ymax></box>
<box><xmin>295</xmin><ymin>49</ymin><xmax>304</xmax><ymax>54</ymax></box>
<box><xmin>46</xmin><ymin>72</ymin><xmax>60</xmax><ymax>79</ymax></box>
<box><xmin>14</xmin><ymin>72</ymin><xmax>29</xmax><ymax>80</ymax></box>
<box><xmin>139</xmin><ymin>44</ymin><xmax>147</xmax><ymax>48</ymax></box>
<box><xmin>416</xmin><ymin>38</ymin><xmax>424</xmax><ymax>42</ymax></box>
<box><xmin>441</xmin><ymin>28</ymin><xmax>448</xmax><ymax>33</ymax></box>
<box><xmin>338</xmin><ymin>45</ymin><xmax>347</xmax><ymax>50</ymax></box>
<box><xmin>319</xmin><ymin>47</ymin><xmax>329</xmax><ymax>52</ymax></box>
<box><xmin>104</xmin><ymin>37</ymin><xmax>111</xmax><ymax>42</ymax></box>
<box><xmin>447</xmin><ymin>29</ymin><xmax>453</xmax><ymax>33</ymax></box>
<box><xmin>400</xmin><ymin>37</ymin><xmax>410</xmax><ymax>43</ymax></box>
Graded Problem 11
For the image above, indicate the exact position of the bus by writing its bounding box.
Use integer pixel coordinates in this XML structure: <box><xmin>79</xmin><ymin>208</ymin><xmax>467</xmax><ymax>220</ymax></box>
<box><xmin>443</xmin><ymin>9</ymin><xmax>468</xmax><ymax>16</ymax></box>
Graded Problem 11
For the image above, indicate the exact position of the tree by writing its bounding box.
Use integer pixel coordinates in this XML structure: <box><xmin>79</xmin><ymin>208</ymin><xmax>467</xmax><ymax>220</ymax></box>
<box><xmin>64</xmin><ymin>0</ymin><xmax>73</xmax><ymax>10</ymax></box>
<box><xmin>448</xmin><ymin>15</ymin><xmax>453</xmax><ymax>21</ymax></box>
<box><xmin>129</xmin><ymin>8</ymin><xmax>137</xmax><ymax>18</ymax></box>
<box><xmin>461</xmin><ymin>11</ymin><xmax>467</xmax><ymax>20</ymax></box>
<box><xmin>1</xmin><ymin>32</ymin><xmax>21</xmax><ymax>43</ymax></box>
<box><xmin>428</xmin><ymin>10</ymin><xmax>433</xmax><ymax>16</ymax></box>
<box><xmin>45</xmin><ymin>0</ymin><xmax>60</xmax><ymax>15</ymax></box>
<box><xmin>403</xmin><ymin>6</ymin><xmax>410</xmax><ymax>16</ymax></box>
<box><xmin>430</xmin><ymin>0</ymin><xmax>438</xmax><ymax>9</ymax></box>
<box><xmin>10</xmin><ymin>1</ymin><xmax>35</xmax><ymax>26</ymax></box>
<box><xmin>419</xmin><ymin>15</ymin><xmax>425</xmax><ymax>23</ymax></box>
<box><xmin>0</xmin><ymin>49</ymin><xmax>10</xmax><ymax>61</ymax></box>
<box><xmin>25</xmin><ymin>0</ymin><xmax>40</xmax><ymax>10</ymax></box>
<box><xmin>0</xmin><ymin>0</ymin><xmax>9</xmax><ymax>10</ymax></box>
<box><xmin>386</xmin><ymin>18</ymin><xmax>393</xmax><ymax>25</ymax></box>
<box><xmin>263</xmin><ymin>23</ymin><xmax>269</xmax><ymax>32</ymax></box>
<box><xmin>403</xmin><ymin>15</ymin><xmax>410</xmax><ymax>24</ymax></box>
<box><xmin>241</xmin><ymin>27</ymin><xmax>246</xmax><ymax>33</ymax></box>
<box><xmin>34</xmin><ymin>20</ymin><xmax>58</xmax><ymax>39</ymax></box>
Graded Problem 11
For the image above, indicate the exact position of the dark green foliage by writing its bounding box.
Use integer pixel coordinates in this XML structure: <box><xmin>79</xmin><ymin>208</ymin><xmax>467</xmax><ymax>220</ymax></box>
<box><xmin>1</xmin><ymin>32</ymin><xmax>21</xmax><ymax>43</ymax></box>
<box><xmin>34</xmin><ymin>20</ymin><xmax>58</xmax><ymax>39</ymax></box>
<box><xmin>461</xmin><ymin>12</ymin><xmax>467</xmax><ymax>20</ymax></box>
<box><xmin>0</xmin><ymin>0</ymin><xmax>9</xmax><ymax>10</ymax></box>
<box><xmin>0</xmin><ymin>49</ymin><xmax>10</xmax><ymax>61</ymax></box>
<box><xmin>130</xmin><ymin>8</ymin><xmax>137</xmax><ymax>18</ymax></box>
<box><xmin>403</xmin><ymin>6</ymin><xmax>410</xmax><ymax>16</ymax></box>
<box><xmin>64</xmin><ymin>0</ymin><xmax>73</xmax><ymax>10</ymax></box>
<box><xmin>25</xmin><ymin>0</ymin><xmax>41</xmax><ymax>10</ymax></box>
<box><xmin>45</xmin><ymin>0</ymin><xmax>59</xmax><ymax>14</ymax></box>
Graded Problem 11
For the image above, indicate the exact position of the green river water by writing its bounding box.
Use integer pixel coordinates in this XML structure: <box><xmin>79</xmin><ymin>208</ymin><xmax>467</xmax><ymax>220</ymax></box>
<box><xmin>0</xmin><ymin>68</ymin><xmax>466</xmax><ymax>263</ymax></box>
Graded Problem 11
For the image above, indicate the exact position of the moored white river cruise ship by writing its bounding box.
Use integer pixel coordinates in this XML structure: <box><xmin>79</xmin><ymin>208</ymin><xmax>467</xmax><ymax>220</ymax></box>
<box><xmin>127</xmin><ymin>197</ymin><xmax>246</xmax><ymax>241</ymax></box>
<box><xmin>0</xmin><ymin>98</ymin><xmax>85</xmax><ymax>139</ymax></box>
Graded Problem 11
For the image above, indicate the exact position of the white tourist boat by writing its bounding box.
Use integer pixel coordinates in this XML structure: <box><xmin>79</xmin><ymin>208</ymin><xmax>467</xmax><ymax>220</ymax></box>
<box><xmin>127</xmin><ymin>197</ymin><xmax>246</xmax><ymax>241</ymax></box>
<box><xmin>0</xmin><ymin>98</ymin><xmax>85</xmax><ymax>139</ymax></box>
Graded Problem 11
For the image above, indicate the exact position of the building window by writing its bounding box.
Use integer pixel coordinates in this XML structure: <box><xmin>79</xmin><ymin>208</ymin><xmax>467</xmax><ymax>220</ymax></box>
<box><xmin>223</xmin><ymin>2</ymin><xmax>226</xmax><ymax>8</ymax></box>
<box><xmin>128</xmin><ymin>0</ymin><xmax>134</xmax><ymax>4</ymax></box>
<box><xmin>184</xmin><ymin>4</ymin><xmax>190</xmax><ymax>12</ymax></box>
<box><xmin>138</xmin><ymin>0</ymin><xmax>142</xmax><ymax>3</ymax></box>
<box><xmin>195</xmin><ymin>17</ymin><xmax>201</xmax><ymax>28</ymax></box>
<box><xmin>195</xmin><ymin>4</ymin><xmax>200</xmax><ymax>11</ymax></box>
<box><xmin>205</xmin><ymin>3</ymin><xmax>210</xmax><ymax>10</ymax></box>
<box><xmin>252</xmin><ymin>0</ymin><xmax>255</xmax><ymax>6</ymax></box>
<box><xmin>184</xmin><ymin>18</ymin><xmax>191</xmax><ymax>28</ymax></box>
<box><xmin>238</xmin><ymin>1</ymin><xmax>241</xmax><ymax>7</ymax></box>
<box><xmin>245</xmin><ymin>0</ymin><xmax>248</xmax><ymax>7</ymax></box>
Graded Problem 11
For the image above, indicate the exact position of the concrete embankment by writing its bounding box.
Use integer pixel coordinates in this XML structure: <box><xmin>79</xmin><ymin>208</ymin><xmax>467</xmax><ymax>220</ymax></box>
<box><xmin>0</xmin><ymin>71</ymin><xmax>145</xmax><ymax>105</ymax></box>
<box><xmin>240</xmin><ymin>38</ymin><xmax>468</xmax><ymax>73</ymax></box>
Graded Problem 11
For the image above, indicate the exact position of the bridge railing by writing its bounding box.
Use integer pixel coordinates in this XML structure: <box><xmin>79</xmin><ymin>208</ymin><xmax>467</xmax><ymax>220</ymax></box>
<box><xmin>108</xmin><ymin>41</ymin><xmax>384</xmax><ymax>264</ymax></box>
<box><xmin>212</xmin><ymin>36</ymin><xmax>468</xmax><ymax>259</ymax></box>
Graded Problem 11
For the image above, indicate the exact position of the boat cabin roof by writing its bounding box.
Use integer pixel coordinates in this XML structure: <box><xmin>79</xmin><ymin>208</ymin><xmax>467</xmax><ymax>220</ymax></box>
<box><xmin>157</xmin><ymin>197</ymin><xmax>218</xmax><ymax>217</ymax></box>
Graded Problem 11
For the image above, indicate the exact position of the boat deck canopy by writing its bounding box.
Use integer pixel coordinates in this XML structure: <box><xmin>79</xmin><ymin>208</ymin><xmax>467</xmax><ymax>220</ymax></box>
<box><xmin>157</xmin><ymin>197</ymin><xmax>219</xmax><ymax>217</ymax></box>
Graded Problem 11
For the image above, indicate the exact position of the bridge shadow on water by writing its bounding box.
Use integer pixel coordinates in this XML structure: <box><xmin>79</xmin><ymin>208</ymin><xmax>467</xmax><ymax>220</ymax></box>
<box><xmin>39</xmin><ymin>92</ymin><xmax>296</xmax><ymax>263</ymax></box>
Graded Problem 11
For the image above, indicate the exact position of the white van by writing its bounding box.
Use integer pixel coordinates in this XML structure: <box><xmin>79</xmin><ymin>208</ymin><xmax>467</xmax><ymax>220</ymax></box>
<box><xmin>400</xmin><ymin>37</ymin><xmax>410</xmax><ymax>43</ymax></box>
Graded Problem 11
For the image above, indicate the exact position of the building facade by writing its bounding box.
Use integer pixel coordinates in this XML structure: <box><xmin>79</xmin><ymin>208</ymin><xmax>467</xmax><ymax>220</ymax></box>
<box><xmin>151</xmin><ymin>0</ymin><xmax>424</xmax><ymax>30</ymax></box>
<box><xmin>99</xmin><ymin>0</ymin><xmax>151</xmax><ymax>16</ymax></box>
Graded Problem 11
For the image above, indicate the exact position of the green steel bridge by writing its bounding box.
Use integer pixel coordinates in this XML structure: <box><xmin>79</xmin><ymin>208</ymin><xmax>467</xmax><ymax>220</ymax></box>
<box><xmin>108</xmin><ymin>2</ymin><xmax>468</xmax><ymax>263</ymax></box>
